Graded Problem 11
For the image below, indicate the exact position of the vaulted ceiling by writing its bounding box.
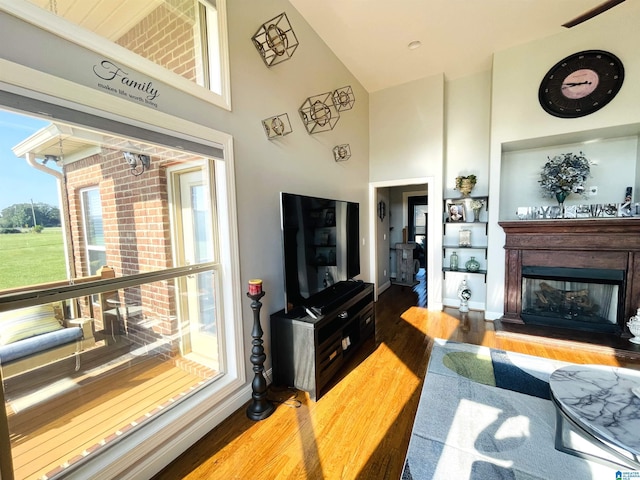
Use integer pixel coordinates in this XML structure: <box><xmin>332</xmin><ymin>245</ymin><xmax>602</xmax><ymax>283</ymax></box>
<box><xmin>289</xmin><ymin>0</ymin><xmax>638</xmax><ymax>92</ymax></box>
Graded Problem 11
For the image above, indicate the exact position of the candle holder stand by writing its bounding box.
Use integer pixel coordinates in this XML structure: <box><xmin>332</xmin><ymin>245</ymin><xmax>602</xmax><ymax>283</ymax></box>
<box><xmin>246</xmin><ymin>291</ymin><xmax>275</xmax><ymax>421</ymax></box>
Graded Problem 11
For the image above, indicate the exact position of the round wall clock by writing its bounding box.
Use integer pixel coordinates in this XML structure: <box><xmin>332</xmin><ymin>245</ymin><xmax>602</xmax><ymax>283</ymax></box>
<box><xmin>538</xmin><ymin>50</ymin><xmax>624</xmax><ymax>118</ymax></box>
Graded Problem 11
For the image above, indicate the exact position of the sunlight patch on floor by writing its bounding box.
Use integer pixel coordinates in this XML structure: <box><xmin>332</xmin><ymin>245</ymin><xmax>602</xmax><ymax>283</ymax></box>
<box><xmin>8</xmin><ymin>377</ymin><xmax>77</xmax><ymax>413</ymax></box>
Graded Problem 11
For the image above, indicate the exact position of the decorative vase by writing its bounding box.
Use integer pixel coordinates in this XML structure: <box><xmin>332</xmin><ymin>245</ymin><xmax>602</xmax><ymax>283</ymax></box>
<box><xmin>555</xmin><ymin>191</ymin><xmax>569</xmax><ymax>204</ymax></box>
<box><xmin>458</xmin><ymin>179</ymin><xmax>474</xmax><ymax>197</ymax></box>
<box><xmin>458</xmin><ymin>279</ymin><xmax>471</xmax><ymax>313</ymax></box>
<box><xmin>555</xmin><ymin>191</ymin><xmax>568</xmax><ymax>217</ymax></box>
<box><xmin>450</xmin><ymin>251</ymin><xmax>459</xmax><ymax>271</ymax></box>
<box><xmin>465</xmin><ymin>256</ymin><xmax>480</xmax><ymax>272</ymax></box>
<box><xmin>628</xmin><ymin>308</ymin><xmax>640</xmax><ymax>344</ymax></box>
<box><xmin>472</xmin><ymin>208</ymin><xmax>481</xmax><ymax>222</ymax></box>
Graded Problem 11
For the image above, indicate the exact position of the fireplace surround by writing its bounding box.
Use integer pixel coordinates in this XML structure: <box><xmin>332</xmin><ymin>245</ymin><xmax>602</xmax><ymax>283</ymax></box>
<box><xmin>499</xmin><ymin>219</ymin><xmax>640</xmax><ymax>341</ymax></box>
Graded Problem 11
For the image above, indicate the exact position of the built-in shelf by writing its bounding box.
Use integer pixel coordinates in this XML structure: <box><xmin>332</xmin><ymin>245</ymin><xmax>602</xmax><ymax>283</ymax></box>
<box><xmin>443</xmin><ymin>222</ymin><xmax>488</xmax><ymax>234</ymax></box>
<box><xmin>443</xmin><ymin>245</ymin><xmax>488</xmax><ymax>259</ymax></box>
<box><xmin>443</xmin><ymin>196</ymin><xmax>489</xmax><ymax>284</ymax></box>
<box><xmin>442</xmin><ymin>267</ymin><xmax>487</xmax><ymax>281</ymax></box>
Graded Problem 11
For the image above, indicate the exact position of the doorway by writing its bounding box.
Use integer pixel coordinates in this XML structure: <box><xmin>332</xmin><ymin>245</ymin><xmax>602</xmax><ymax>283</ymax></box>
<box><xmin>172</xmin><ymin>166</ymin><xmax>220</xmax><ymax>369</ymax></box>
<box><xmin>370</xmin><ymin>178</ymin><xmax>433</xmax><ymax>308</ymax></box>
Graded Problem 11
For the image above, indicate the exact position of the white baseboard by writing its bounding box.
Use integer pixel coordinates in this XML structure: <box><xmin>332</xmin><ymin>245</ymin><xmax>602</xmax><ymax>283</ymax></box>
<box><xmin>443</xmin><ymin>298</ymin><xmax>485</xmax><ymax>311</ymax></box>
<box><xmin>130</xmin><ymin>384</ymin><xmax>254</xmax><ymax>479</ymax></box>
<box><xmin>377</xmin><ymin>280</ymin><xmax>391</xmax><ymax>295</ymax></box>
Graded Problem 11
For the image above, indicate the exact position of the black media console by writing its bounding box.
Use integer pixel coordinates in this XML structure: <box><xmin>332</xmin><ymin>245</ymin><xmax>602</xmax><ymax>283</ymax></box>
<box><xmin>270</xmin><ymin>282</ymin><xmax>375</xmax><ymax>401</ymax></box>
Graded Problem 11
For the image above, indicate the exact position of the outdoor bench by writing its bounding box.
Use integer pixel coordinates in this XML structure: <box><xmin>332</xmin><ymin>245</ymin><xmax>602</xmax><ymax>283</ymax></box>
<box><xmin>0</xmin><ymin>304</ymin><xmax>94</xmax><ymax>378</ymax></box>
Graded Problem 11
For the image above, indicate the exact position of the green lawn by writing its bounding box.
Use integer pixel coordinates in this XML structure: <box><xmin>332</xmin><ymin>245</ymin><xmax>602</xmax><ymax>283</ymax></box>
<box><xmin>0</xmin><ymin>228</ymin><xmax>67</xmax><ymax>290</ymax></box>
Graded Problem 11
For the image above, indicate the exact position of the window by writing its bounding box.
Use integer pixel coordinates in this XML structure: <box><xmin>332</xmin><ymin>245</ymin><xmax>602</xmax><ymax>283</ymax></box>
<box><xmin>0</xmin><ymin>106</ymin><xmax>242</xmax><ymax>479</ymax></box>
<box><xmin>407</xmin><ymin>195</ymin><xmax>427</xmax><ymax>267</ymax></box>
<box><xmin>80</xmin><ymin>187</ymin><xmax>106</xmax><ymax>275</ymax></box>
<box><xmin>3</xmin><ymin>0</ymin><xmax>230</xmax><ymax>109</ymax></box>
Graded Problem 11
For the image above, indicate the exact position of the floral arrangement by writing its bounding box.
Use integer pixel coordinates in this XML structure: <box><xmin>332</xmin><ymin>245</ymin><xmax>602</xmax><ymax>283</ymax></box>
<box><xmin>470</xmin><ymin>199</ymin><xmax>485</xmax><ymax>211</ymax></box>
<box><xmin>455</xmin><ymin>175</ymin><xmax>476</xmax><ymax>190</ymax></box>
<box><xmin>539</xmin><ymin>152</ymin><xmax>591</xmax><ymax>198</ymax></box>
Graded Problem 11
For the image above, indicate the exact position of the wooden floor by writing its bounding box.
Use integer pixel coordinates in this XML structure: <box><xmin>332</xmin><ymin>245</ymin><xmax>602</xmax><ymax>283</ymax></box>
<box><xmin>4</xmin><ymin>345</ymin><xmax>210</xmax><ymax>480</ymax></box>
<box><xmin>155</xmin><ymin>284</ymin><xmax>640</xmax><ymax>480</ymax></box>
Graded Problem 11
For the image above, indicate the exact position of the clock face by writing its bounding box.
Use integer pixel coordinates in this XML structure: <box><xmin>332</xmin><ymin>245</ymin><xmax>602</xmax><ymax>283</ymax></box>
<box><xmin>538</xmin><ymin>50</ymin><xmax>624</xmax><ymax>118</ymax></box>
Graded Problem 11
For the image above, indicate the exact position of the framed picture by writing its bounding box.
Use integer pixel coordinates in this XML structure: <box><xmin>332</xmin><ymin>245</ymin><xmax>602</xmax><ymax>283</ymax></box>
<box><xmin>323</xmin><ymin>208</ymin><xmax>335</xmax><ymax>226</ymax></box>
<box><xmin>446</xmin><ymin>202</ymin><xmax>466</xmax><ymax>222</ymax></box>
<box><xmin>618</xmin><ymin>202</ymin><xmax>633</xmax><ymax>217</ymax></box>
<box><xmin>575</xmin><ymin>205</ymin><xmax>591</xmax><ymax>218</ymax></box>
<box><xmin>564</xmin><ymin>205</ymin><xmax>577</xmax><ymax>218</ymax></box>
<box><xmin>458</xmin><ymin>229</ymin><xmax>471</xmax><ymax>247</ymax></box>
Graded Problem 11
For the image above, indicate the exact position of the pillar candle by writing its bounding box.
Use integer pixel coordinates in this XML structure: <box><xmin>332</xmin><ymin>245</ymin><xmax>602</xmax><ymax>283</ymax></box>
<box><xmin>248</xmin><ymin>279</ymin><xmax>263</xmax><ymax>295</ymax></box>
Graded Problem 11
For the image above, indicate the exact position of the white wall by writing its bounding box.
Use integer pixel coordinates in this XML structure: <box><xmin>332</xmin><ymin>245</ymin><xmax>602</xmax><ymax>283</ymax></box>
<box><xmin>370</xmin><ymin>75</ymin><xmax>444</xmax><ymax>183</ymax></box>
<box><xmin>369</xmin><ymin>76</ymin><xmax>444</xmax><ymax>309</ymax></box>
<box><xmin>0</xmin><ymin>0</ymin><xmax>370</xmax><ymax>386</ymax></box>
<box><xmin>444</xmin><ymin>72</ymin><xmax>491</xmax><ymax>198</ymax></box>
<box><xmin>224</xmin><ymin>1</ymin><xmax>371</xmax><ymax>332</ymax></box>
<box><xmin>487</xmin><ymin>6</ymin><xmax>640</xmax><ymax>319</ymax></box>
<box><xmin>501</xmin><ymin>136</ymin><xmax>638</xmax><ymax>220</ymax></box>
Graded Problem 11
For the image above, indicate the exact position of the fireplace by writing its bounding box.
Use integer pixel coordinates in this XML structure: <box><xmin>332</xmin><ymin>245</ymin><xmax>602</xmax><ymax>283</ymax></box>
<box><xmin>521</xmin><ymin>266</ymin><xmax>624</xmax><ymax>333</ymax></box>
<box><xmin>499</xmin><ymin>219</ymin><xmax>640</xmax><ymax>343</ymax></box>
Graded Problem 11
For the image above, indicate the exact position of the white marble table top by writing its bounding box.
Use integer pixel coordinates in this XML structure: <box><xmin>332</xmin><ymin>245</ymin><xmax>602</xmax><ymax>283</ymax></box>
<box><xmin>549</xmin><ymin>364</ymin><xmax>640</xmax><ymax>455</ymax></box>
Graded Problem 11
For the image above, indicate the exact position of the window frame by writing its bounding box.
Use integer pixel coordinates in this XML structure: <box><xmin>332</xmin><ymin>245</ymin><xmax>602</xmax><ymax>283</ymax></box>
<box><xmin>0</xmin><ymin>0</ymin><xmax>231</xmax><ymax>111</ymax></box>
<box><xmin>0</xmin><ymin>61</ymin><xmax>243</xmax><ymax>479</ymax></box>
<box><xmin>80</xmin><ymin>186</ymin><xmax>107</xmax><ymax>276</ymax></box>
<box><xmin>167</xmin><ymin>161</ymin><xmax>225</xmax><ymax>369</ymax></box>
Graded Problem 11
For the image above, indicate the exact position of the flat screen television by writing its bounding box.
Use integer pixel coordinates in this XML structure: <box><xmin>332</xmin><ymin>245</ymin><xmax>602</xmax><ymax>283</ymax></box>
<box><xmin>280</xmin><ymin>192</ymin><xmax>361</xmax><ymax>314</ymax></box>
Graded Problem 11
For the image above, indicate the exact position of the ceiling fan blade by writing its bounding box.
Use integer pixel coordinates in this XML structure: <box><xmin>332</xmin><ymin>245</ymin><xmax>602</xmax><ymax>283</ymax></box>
<box><xmin>562</xmin><ymin>0</ymin><xmax>626</xmax><ymax>28</ymax></box>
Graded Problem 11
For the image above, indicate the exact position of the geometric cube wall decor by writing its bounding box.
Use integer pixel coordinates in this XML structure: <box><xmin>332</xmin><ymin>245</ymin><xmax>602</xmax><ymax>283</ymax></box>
<box><xmin>332</xmin><ymin>86</ymin><xmax>355</xmax><ymax>111</ymax></box>
<box><xmin>251</xmin><ymin>12</ymin><xmax>299</xmax><ymax>67</ymax></box>
<box><xmin>333</xmin><ymin>144</ymin><xmax>351</xmax><ymax>162</ymax></box>
<box><xmin>262</xmin><ymin>113</ymin><xmax>293</xmax><ymax>139</ymax></box>
<box><xmin>299</xmin><ymin>92</ymin><xmax>340</xmax><ymax>134</ymax></box>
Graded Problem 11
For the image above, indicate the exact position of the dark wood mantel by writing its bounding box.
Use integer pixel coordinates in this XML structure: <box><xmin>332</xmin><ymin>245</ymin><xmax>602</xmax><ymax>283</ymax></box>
<box><xmin>499</xmin><ymin>218</ymin><xmax>640</xmax><ymax>331</ymax></box>
<box><xmin>500</xmin><ymin>218</ymin><xmax>640</xmax><ymax>251</ymax></box>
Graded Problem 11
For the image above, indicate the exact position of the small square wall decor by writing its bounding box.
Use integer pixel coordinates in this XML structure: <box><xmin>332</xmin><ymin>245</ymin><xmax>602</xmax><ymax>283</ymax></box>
<box><xmin>333</xmin><ymin>144</ymin><xmax>351</xmax><ymax>162</ymax></box>
<box><xmin>262</xmin><ymin>113</ymin><xmax>293</xmax><ymax>139</ymax></box>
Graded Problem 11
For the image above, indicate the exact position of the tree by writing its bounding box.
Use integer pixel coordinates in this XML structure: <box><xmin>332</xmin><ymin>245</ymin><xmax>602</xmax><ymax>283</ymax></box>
<box><xmin>0</xmin><ymin>203</ymin><xmax>61</xmax><ymax>228</ymax></box>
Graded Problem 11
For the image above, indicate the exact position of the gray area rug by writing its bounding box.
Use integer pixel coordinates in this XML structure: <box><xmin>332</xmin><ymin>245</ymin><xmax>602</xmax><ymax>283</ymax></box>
<box><xmin>402</xmin><ymin>340</ymin><xmax>623</xmax><ymax>479</ymax></box>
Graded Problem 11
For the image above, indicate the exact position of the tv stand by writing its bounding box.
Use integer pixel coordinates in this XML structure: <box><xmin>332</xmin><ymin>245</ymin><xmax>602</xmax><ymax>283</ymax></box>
<box><xmin>270</xmin><ymin>282</ymin><xmax>375</xmax><ymax>401</ymax></box>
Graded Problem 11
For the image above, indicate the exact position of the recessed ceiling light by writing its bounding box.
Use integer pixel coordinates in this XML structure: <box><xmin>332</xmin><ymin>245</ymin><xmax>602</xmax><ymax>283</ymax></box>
<box><xmin>408</xmin><ymin>40</ymin><xmax>422</xmax><ymax>50</ymax></box>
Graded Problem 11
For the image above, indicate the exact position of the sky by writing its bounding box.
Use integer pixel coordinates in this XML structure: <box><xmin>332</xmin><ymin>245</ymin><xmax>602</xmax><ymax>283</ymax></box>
<box><xmin>0</xmin><ymin>110</ymin><xmax>58</xmax><ymax>212</ymax></box>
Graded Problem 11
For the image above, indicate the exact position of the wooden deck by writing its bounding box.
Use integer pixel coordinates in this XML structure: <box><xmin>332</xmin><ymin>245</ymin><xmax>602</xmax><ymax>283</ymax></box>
<box><xmin>4</xmin><ymin>342</ymin><xmax>214</xmax><ymax>480</ymax></box>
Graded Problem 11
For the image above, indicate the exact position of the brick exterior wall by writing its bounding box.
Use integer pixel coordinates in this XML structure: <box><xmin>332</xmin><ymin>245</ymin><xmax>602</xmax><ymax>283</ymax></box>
<box><xmin>115</xmin><ymin>1</ymin><xmax>199</xmax><ymax>83</ymax></box>
<box><xmin>56</xmin><ymin>1</ymin><xmax>214</xmax><ymax>362</ymax></box>
<box><xmin>65</xmin><ymin>148</ymin><xmax>179</xmax><ymax>358</ymax></box>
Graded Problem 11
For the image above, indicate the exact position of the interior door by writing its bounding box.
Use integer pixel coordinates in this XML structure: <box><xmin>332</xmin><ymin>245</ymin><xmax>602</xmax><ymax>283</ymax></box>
<box><xmin>177</xmin><ymin>169</ymin><xmax>218</xmax><ymax>367</ymax></box>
